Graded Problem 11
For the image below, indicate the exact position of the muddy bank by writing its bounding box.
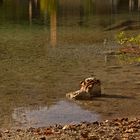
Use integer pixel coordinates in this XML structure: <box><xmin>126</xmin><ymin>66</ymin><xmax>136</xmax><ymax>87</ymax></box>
<box><xmin>0</xmin><ymin>118</ymin><xmax>140</xmax><ymax>140</ymax></box>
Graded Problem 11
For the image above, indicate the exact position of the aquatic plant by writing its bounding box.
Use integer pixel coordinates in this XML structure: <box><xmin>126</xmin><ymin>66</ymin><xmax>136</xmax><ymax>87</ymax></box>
<box><xmin>116</xmin><ymin>31</ymin><xmax>140</xmax><ymax>47</ymax></box>
<box><xmin>116</xmin><ymin>32</ymin><xmax>140</xmax><ymax>64</ymax></box>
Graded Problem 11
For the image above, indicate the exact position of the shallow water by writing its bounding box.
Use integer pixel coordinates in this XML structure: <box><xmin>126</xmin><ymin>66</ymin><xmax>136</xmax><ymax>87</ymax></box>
<box><xmin>0</xmin><ymin>0</ymin><xmax>140</xmax><ymax>128</ymax></box>
<box><xmin>12</xmin><ymin>100</ymin><xmax>99</xmax><ymax>128</ymax></box>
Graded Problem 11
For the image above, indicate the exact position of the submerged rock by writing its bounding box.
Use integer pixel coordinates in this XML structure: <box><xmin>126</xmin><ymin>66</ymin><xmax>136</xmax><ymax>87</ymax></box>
<box><xmin>66</xmin><ymin>77</ymin><xmax>101</xmax><ymax>100</ymax></box>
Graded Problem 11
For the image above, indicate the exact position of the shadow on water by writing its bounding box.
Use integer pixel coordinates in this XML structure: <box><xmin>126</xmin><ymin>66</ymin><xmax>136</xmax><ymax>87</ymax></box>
<box><xmin>101</xmin><ymin>94</ymin><xmax>135</xmax><ymax>99</ymax></box>
<box><xmin>69</xmin><ymin>93</ymin><xmax>135</xmax><ymax>101</ymax></box>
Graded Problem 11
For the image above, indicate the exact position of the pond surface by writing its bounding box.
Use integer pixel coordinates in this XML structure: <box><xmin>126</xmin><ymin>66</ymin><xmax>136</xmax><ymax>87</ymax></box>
<box><xmin>0</xmin><ymin>0</ymin><xmax>140</xmax><ymax>128</ymax></box>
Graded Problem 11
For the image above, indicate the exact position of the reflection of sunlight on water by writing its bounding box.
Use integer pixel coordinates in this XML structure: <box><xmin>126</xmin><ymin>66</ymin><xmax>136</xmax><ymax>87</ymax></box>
<box><xmin>12</xmin><ymin>100</ymin><xmax>100</xmax><ymax>128</ymax></box>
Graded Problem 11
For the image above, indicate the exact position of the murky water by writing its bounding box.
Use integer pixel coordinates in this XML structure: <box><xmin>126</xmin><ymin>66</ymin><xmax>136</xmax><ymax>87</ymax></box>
<box><xmin>0</xmin><ymin>0</ymin><xmax>140</xmax><ymax>128</ymax></box>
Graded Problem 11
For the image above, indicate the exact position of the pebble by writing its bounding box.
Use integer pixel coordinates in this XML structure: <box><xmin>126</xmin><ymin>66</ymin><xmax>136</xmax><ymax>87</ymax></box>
<box><xmin>40</xmin><ymin>136</ymin><xmax>46</xmax><ymax>140</ymax></box>
<box><xmin>4</xmin><ymin>130</ymin><xmax>9</xmax><ymax>133</ymax></box>
<box><xmin>62</xmin><ymin>125</ymin><xmax>70</xmax><ymax>130</ymax></box>
<box><xmin>125</xmin><ymin>128</ymin><xmax>135</xmax><ymax>133</ymax></box>
<box><xmin>112</xmin><ymin>135</ymin><xmax>121</xmax><ymax>140</ymax></box>
<box><xmin>0</xmin><ymin>118</ymin><xmax>140</xmax><ymax>140</ymax></box>
<box><xmin>81</xmin><ymin>131</ymin><xmax>89</xmax><ymax>138</ymax></box>
<box><xmin>135</xmin><ymin>81</ymin><xmax>140</xmax><ymax>85</ymax></box>
<box><xmin>0</xmin><ymin>132</ymin><xmax>2</xmax><ymax>137</ymax></box>
<box><xmin>88</xmin><ymin>134</ymin><xmax>99</xmax><ymax>140</ymax></box>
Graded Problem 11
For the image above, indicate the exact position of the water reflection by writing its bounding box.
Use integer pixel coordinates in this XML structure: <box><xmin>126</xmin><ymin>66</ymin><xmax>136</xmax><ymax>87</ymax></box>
<box><xmin>12</xmin><ymin>101</ymin><xmax>99</xmax><ymax>128</ymax></box>
<box><xmin>29</xmin><ymin>0</ymin><xmax>32</xmax><ymax>25</ymax></box>
<box><xmin>128</xmin><ymin>0</ymin><xmax>140</xmax><ymax>11</ymax></box>
<box><xmin>0</xmin><ymin>0</ymin><xmax>140</xmax><ymax>47</ymax></box>
<box><xmin>50</xmin><ymin>10</ymin><xmax>57</xmax><ymax>47</ymax></box>
<box><xmin>1</xmin><ymin>0</ymin><xmax>140</xmax><ymax>22</ymax></box>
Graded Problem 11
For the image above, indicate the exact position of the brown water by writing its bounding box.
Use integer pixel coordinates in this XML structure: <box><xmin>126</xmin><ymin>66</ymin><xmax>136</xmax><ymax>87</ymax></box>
<box><xmin>0</xmin><ymin>0</ymin><xmax>140</xmax><ymax>128</ymax></box>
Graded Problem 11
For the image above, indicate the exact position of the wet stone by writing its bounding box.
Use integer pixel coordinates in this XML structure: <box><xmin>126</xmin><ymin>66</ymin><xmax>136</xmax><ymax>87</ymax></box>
<box><xmin>0</xmin><ymin>132</ymin><xmax>2</xmax><ymax>137</ymax></box>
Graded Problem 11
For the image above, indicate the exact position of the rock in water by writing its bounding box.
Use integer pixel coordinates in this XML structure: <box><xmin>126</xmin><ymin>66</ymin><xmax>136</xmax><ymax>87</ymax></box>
<box><xmin>66</xmin><ymin>77</ymin><xmax>101</xmax><ymax>100</ymax></box>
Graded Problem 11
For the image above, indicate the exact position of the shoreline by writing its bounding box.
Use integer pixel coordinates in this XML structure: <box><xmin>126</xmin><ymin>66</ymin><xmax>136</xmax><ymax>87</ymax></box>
<box><xmin>0</xmin><ymin>117</ymin><xmax>140</xmax><ymax>140</ymax></box>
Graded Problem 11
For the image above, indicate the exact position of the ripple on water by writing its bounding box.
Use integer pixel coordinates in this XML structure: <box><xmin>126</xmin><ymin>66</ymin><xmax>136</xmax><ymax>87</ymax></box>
<box><xmin>12</xmin><ymin>100</ymin><xmax>100</xmax><ymax>128</ymax></box>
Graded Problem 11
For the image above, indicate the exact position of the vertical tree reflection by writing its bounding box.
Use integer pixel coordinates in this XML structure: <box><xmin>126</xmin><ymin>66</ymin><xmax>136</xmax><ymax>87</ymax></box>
<box><xmin>40</xmin><ymin>0</ymin><xmax>57</xmax><ymax>47</ymax></box>
<box><xmin>129</xmin><ymin>0</ymin><xmax>134</xmax><ymax>11</ymax></box>
<box><xmin>138</xmin><ymin>0</ymin><xmax>140</xmax><ymax>10</ymax></box>
<box><xmin>0</xmin><ymin>0</ymin><xmax>3</xmax><ymax>6</ymax></box>
<box><xmin>50</xmin><ymin>9</ymin><xmax>57</xmax><ymax>47</ymax></box>
<box><xmin>29</xmin><ymin>0</ymin><xmax>32</xmax><ymax>25</ymax></box>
